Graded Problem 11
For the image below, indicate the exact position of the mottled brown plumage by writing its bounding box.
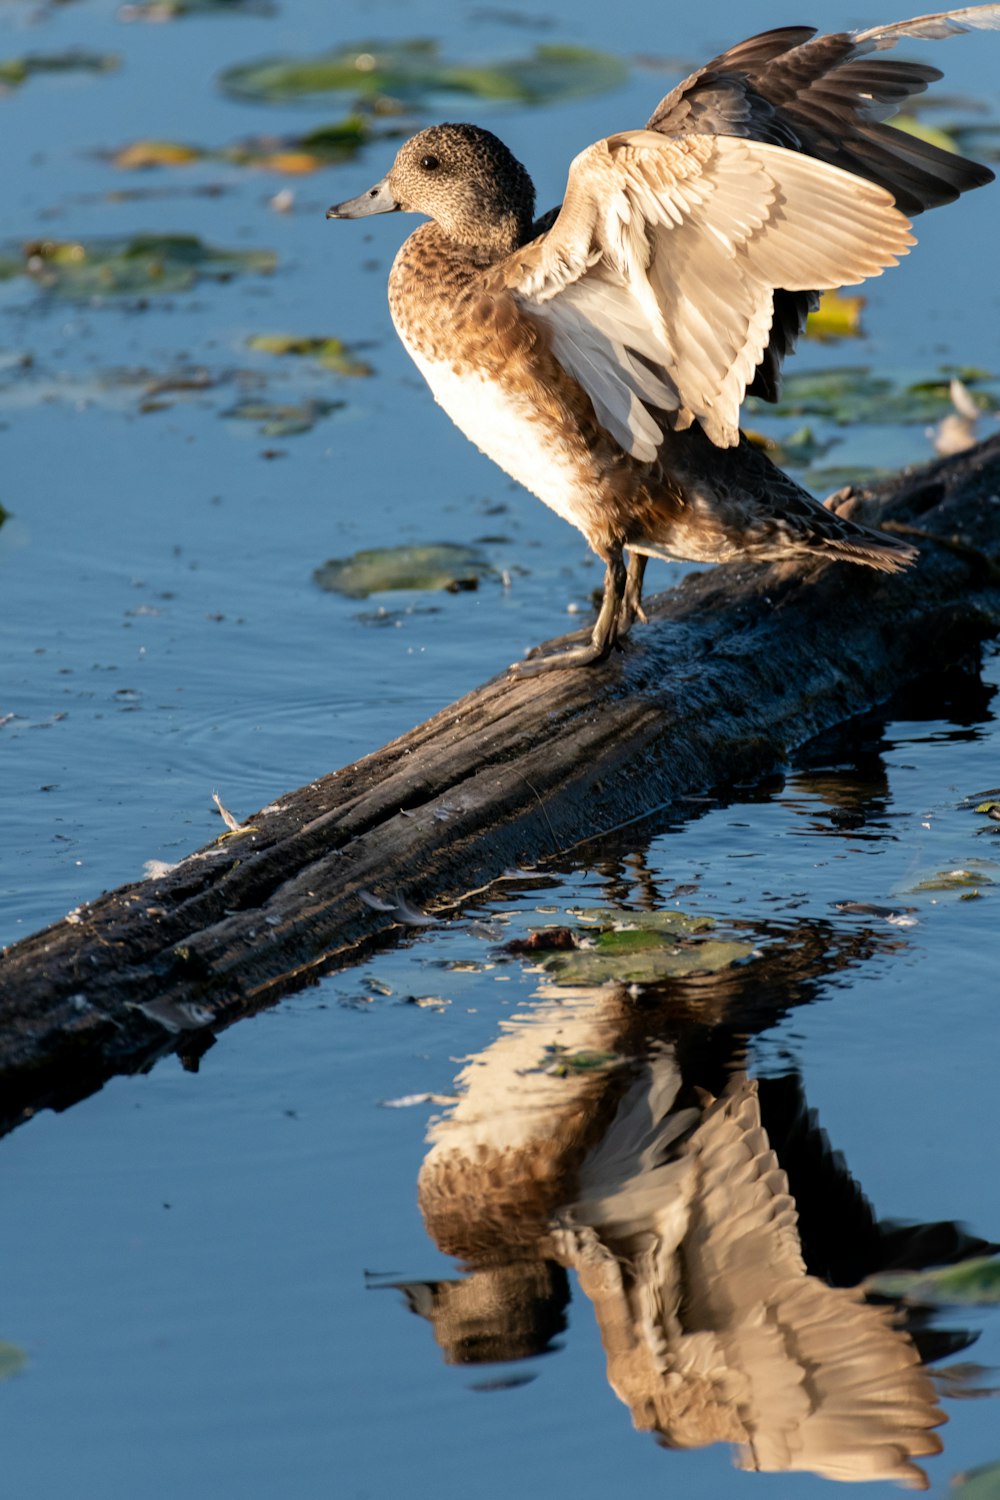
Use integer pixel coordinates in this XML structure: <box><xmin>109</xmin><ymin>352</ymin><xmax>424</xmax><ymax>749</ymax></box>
<box><xmin>329</xmin><ymin>9</ymin><xmax>1000</xmax><ymax>669</ymax></box>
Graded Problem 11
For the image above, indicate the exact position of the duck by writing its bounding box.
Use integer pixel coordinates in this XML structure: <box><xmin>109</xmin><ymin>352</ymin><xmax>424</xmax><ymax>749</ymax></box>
<box><xmin>329</xmin><ymin>8</ymin><xmax>999</xmax><ymax>671</ymax></box>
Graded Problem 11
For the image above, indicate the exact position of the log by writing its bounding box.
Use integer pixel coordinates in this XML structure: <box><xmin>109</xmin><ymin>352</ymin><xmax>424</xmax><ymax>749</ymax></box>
<box><xmin>2</xmin><ymin>433</ymin><xmax>1000</xmax><ymax>1132</ymax></box>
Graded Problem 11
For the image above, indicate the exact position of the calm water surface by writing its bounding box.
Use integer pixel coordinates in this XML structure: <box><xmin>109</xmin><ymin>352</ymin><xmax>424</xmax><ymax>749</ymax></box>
<box><xmin>2</xmin><ymin>0</ymin><xmax>1000</xmax><ymax>1495</ymax></box>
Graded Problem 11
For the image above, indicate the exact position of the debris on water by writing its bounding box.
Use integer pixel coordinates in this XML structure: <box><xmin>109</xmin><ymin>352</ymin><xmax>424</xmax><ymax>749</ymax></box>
<box><xmin>212</xmin><ymin>791</ymin><xmax>249</xmax><ymax>832</ymax></box>
<box><xmin>380</xmin><ymin>1091</ymin><xmax>456</xmax><ymax>1108</ymax></box>
<box><xmin>128</xmin><ymin>997</ymin><xmax>215</xmax><ymax>1032</ymax></box>
<box><xmin>359</xmin><ymin>890</ymin><xmax>436</xmax><ymax>926</ymax></box>
<box><xmin>835</xmin><ymin>901</ymin><xmax>919</xmax><ymax>927</ymax></box>
<box><xmin>929</xmin><ymin>378</ymin><xmax>985</xmax><ymax>456</ymax></box>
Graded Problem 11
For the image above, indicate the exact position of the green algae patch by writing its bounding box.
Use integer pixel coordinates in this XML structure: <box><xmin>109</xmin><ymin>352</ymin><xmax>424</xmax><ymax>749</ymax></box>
<box><xmin>1</xmin><ymin>235</ymin><xmax>275</xmax><ymax>299</ymax></box>
<box><xmin>247</xmin><ymin>334</ymin><xmax>372</xmax><ymax>377</ymax></box>
<box><xmin>218</xmin><ymin>40</ymin><xmax>627</xmax><ymax>108</ymax></box>
<box><xmin>314</xmin><ymin>543</ymin><xmax>495</xmax><ymax>598</ymax></box>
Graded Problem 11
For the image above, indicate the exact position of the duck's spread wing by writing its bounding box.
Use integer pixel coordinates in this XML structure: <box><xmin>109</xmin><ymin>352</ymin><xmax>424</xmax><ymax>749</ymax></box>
<box><xmin>500</xmin><ymin>132</ymin><xmax>913</xmax><ymax>457</ymax></box>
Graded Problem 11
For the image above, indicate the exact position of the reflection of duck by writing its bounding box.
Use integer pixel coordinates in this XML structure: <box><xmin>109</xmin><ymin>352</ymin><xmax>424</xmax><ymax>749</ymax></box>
<box><xmin>329</xmin><ymin>10</ymin><xmax>998</xmax><ymax>668</ymax></box>
<box><xmin>408</xmin><ymin>926</ymin><xmax>992</xmax><ymax>1487</ymax></box>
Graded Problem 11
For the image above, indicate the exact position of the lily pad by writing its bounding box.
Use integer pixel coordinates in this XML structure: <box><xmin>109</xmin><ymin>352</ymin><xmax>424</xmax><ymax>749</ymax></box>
<box><xmin>867</xmin><ymin>1255</ymin><xmax>1000</xmax><ymax>1307</ymax></box>
<box><xmin>112</xmin><ymin>115</ymin><xmax>373</xmax><ymax>174</ymax></box>
<box><xmin>518</xmin><ymin>908</ymin><xmax>754</xmax><ymax>986</ymax></box>
<box><xmin>223</xmin><ymin>397</ymin><xmax>342</xmax><ymax>436</ymax></box>
<box><xmin>0</xmin><ymin>50</ymin><xmax>119</xmax><ymax>89</ymax></box>
<box><xmin>314</xmin><ymin>542</ymin><xmax>494</xmax><ymax>597</ymax></box>
<box><xmin>0</xmin><ymin>234</ymin><xmax>275</xmax><ymax>299</ymax></box>
<box><xmin>805</xmin><ymin>290</ymin><xmax>866</xmax><ymax>342</ymax></box>
<box><xmin>909</xmin><ymin>864</ymin><xmax>996</xmax><ymax>893</ymax></box>
<box><xmin>0</xmin><ymin>1341</ymin><xmax>26</xmax><ymax>1381</ymax></box>
<box><xmin>119</xmin><ymin>0</ymin><xmax>273</xmax><ymax>18</ymax></box>
<box><xmin>893</xmin><ymin>115</ymin><xmax>961</xmax><ymax>154</ymax></box>
<box><xmin>247</xmin><ymin>333</ymin><xmax>372</xmax><ymax>377</ymax></box>
<box><xmin>953</xmin><ymin>1459</ymin><xmax>1000</xmax><ymax>1500</ymax></box>
<box><xmin>218</xmin><ymin>39</ymin><xmax>627</xmax><ymax>108</ymax></box>
<box><xmin>748</xmin><ymin>366</ymin><xmax>999</xmax><ymax>428</ymax></box>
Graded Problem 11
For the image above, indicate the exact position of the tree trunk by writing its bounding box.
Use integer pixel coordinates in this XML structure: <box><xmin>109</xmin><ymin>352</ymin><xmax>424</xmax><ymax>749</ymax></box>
<box><xmin>3</xmin><ymin>434</ymin><xmax>1000</xmax><ymax>1131</ymax></box>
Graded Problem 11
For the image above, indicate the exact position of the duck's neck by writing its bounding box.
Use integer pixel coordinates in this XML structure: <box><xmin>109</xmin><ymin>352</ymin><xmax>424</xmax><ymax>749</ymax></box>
<box><xmin>459</xmin><ymin>209</ymin><xmax>534</xmax><ymax>261</ymax></box>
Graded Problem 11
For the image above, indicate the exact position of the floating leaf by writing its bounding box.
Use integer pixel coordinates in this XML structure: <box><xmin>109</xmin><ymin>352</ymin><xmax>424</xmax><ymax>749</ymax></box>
<box><xmin>749</xmin><ymin>366</ymin><xmax>999</xmax><ymax>428</ymax></box>
<box><xmin>119</xmin><ymin>0</ymin><xmax>274</xmax><ymax>18</ymax></box>
<box><xmin>867</xmin><ymin>1256</ymin><xmax>1000</xmax><ymax>1306</ymax></box>
<box><xmin>2</xmin><ymin>234</ymin><xmax>275</xmax><ymax>299</ymax></box>
<box><xmin>517</xmin><ymin>908</ymin><xmax>753</xmax><ymax>987</ymax></box>
<box><xmin>953</xmin><ymin>1459</ymin><xmax>1000</xmax><ymax>1500</ymax></box>
<box><xmin>543</xmin><ymin>1046</ymin><xmax>620</xmax><ymax>1076</ymax></box>
<box><xmin>314</xmin><ymin>542</ymin><xmax>495</xmax><ymax>597</ymax></box>
<box><xmin>113</xmin><ymin>140</ymin><xmax>202</xmax><ymax>169</ymax></box>
<box><xmin>247</xmin><ymin>333</ymin><xmax>372</xmax><ymax>377</ymax></box>
<box><xmin>223</xmin><ymin>397</ymin><xmax>342</xmax><ymax>436</ymax></box>
<box><xmin>910</xmin><ymin>865</ymin><xmax>996</xmax><ymax>892</ymax></box>
<box><xmin>218</xmin><ymin>39</ymin><xmax>627</xmax><ymax>108</ymax></box>
<box><xmin>893</xmin><ymin>115</ymin><xmax>960</xmax><ymax>154</ymax></box>
<box><xmin>111</xmin><ymin>116</ymin><xmax>373</xmax><ymax>174</ymax></box>
<box><xmin>0</xmin><ymin>1341</ymin><xmax>26</xmax><ymax>1381</ymax></box>
<box><xmin>806</xmin><ymin>290</ymin><xmax>866</xmax><ymax>342</ymax></box>
<box><xmin>0</xmin><ymin>50</ymin><xmax>119</xmax><ymax>89</ymax></box>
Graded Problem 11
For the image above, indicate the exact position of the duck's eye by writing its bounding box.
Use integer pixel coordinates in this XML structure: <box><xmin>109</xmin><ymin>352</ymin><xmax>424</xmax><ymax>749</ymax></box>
<box><xmin>420</xmin><ymin>154</ymin><xmax>440</xmax><ymax>171</ymax></box>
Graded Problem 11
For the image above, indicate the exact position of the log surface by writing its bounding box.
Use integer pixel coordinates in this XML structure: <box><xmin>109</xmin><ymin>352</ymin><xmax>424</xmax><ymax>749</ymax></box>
<box><xmin>3</xmin><ymin>434</ymin><xmax>1000</xmax><ymax>1130</ymax></box>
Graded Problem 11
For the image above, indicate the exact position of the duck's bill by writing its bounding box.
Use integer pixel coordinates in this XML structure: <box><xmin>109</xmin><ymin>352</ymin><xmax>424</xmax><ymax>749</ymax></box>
<box><xmin>326</xmin><ymin>177</ymin><xmax>400</xmax><ymax>219</ymax></box>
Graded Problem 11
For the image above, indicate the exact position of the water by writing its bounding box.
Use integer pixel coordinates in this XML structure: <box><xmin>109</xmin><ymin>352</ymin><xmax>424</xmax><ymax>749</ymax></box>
<box><xmin>2</xmin><ymin>1</ymin><xmax>1000</xmax><ymax>1495</ymax></box>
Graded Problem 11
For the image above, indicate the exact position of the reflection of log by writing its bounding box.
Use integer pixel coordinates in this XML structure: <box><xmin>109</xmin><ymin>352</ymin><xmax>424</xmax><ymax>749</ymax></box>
<box><xmin>2</xmin><ymin>434</ymin><xmax>1000</xmax><ymax>1127</ymax></box>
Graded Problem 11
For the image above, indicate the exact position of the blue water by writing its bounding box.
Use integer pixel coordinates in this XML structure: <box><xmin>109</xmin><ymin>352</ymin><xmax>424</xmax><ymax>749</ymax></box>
<box><xmin>2</xmin><ymin>0</ymin><xmax>1000</xmax><ymax>1494</ymax></box>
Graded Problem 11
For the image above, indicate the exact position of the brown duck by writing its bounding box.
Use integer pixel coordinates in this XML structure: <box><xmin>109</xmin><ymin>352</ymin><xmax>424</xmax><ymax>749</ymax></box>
<box><xmin>329</xmin><ymin>8</ymin><xmax>999</xmax><ymax>670</ymax></box>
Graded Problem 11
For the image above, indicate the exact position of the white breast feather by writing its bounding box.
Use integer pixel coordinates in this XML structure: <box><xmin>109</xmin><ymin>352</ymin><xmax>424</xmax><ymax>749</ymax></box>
<box><xmin>402</xmin><ymin>341</ymin><xmax>587</xmax><ymax>531</ymax></box>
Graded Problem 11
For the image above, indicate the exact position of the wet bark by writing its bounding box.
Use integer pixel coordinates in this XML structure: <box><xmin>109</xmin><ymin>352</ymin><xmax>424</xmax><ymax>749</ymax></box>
<box><xmin>2</xmin><ymin>433</ymin><xmax>1000</xmax><ymax>1131</ymax></box>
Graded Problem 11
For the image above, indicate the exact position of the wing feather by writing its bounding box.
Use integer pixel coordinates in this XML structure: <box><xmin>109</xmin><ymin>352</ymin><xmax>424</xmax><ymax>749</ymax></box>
<box><xmin>502</xmin><ymin>131</ymin><xmax>914</xmax><ymax>452</ymax></box>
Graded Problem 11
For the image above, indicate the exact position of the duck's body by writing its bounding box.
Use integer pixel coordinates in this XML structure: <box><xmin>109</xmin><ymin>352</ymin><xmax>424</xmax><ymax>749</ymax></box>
<box><xmin>330</xmin><ymin>9</ymin><xmax>1000</xmax><ymax>669</ymax></box>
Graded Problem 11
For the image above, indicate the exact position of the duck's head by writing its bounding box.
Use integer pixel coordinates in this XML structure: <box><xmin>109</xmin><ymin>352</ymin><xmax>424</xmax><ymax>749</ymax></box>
<box><xmin>327</xmin><ymin>123</ymin><xmax>536</xmax><ymax>255</ymax></box>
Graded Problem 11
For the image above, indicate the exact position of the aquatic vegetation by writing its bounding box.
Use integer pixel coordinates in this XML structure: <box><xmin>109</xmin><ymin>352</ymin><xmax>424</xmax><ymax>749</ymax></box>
<box><xmin>748</xmin><ymin>366</ymin><xmax>999</xmax><ymax>428</ymax></box>
<box><xmin>510</xmin><ymin>908</ymin><xmax>755</xmax><ymax>985</ymax></box>
<box><xmin>0</xmin><ymin>49</ymin><xmax>118</xmax><ymax>89</ymax></box>
<box><xmin>247</xmin><ymin>333</ymin><xmax>373</xmax><ymax>377</ymax></box>
<box><xmin>218</xmin><ymin>39</ymin><xmax>627</xmax><ymax>108</ymax></box>
<box><xmin>111</xmin><ymin>115</ymin><xmax>374</xmax><ymax>173</ymax></box>
<box><xmin>314</xmin><ymin>542</ymin><xmax>495</xmax><ymax>598</ymax></box>
<box><xmin>0</xmin><ymin>234</ymin><xmax>275</xmax><ymax>298</ymax></box>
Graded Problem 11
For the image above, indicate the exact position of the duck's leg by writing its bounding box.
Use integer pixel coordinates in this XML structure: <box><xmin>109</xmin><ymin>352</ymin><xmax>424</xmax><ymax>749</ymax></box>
<box><xmin>512</xmin><ymin>548</ymin><xmax>626</xmax><ymax>674</ymax></box>
<box><xmin>618</xmin><ymin>551</ymin><xmax>648</xmax><ymax>635</ymax></box>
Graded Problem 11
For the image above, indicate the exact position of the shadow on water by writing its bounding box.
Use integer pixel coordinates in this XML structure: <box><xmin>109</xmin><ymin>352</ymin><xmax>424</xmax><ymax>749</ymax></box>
<box><xmin>388</xmin><ymin>913</ymin><xmax>994</xmax><ymax>1487</ymax></box>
